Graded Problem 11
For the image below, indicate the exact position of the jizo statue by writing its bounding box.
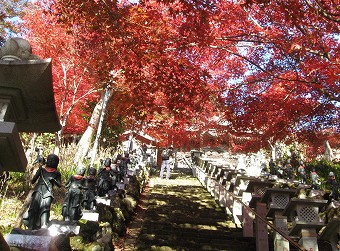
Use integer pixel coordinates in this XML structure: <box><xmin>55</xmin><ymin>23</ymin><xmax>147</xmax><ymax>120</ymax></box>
<box><xmin>62</xmin><ymin>165</ymin><xmax>87</xmax><ymax>221</ymax></box>
<box><xmin>23</xmin><ymin>154</ymin><xmax>62</xmax><ymax>230</ymax></box>
<box><xmin>83</xmin><ymin>166</ymin><xmax>98</xmax><ymax>210</ymax></box>
<box><xmin>97</xmin><ymin>158</ymin><xmax>115</xmax><ymax>197</ymax></box>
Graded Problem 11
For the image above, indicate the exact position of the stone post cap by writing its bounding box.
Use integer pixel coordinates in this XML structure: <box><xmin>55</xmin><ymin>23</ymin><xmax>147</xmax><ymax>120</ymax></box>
<box><xmin>0</xmin><ymin>37</ymin><xmax>40</xmax><ymax>61</ymax></box>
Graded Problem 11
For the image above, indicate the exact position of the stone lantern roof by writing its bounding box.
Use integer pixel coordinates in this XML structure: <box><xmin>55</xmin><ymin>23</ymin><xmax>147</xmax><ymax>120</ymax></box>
<box><xmin>0</xmin><ymin>38</ymin><xmax>61</xmax><ymax>172</ymax></box>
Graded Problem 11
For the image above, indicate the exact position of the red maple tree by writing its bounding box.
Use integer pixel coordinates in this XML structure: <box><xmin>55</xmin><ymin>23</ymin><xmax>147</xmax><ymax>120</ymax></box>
<box><xmin>21</xmin><ymin>2</ymin><xmax>101</xmax><ymax>142</ymax></box>
<box><xmin>20</xmin><ymin>0</ymin><xmax>340</xmax><ymax>155</ymax></box>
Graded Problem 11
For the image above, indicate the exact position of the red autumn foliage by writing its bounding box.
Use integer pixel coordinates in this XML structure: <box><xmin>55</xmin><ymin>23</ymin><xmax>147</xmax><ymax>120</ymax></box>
<box><xmin>21</xmin><ymin>2</ymin><xmax>101</xmax><ymax>134</ymax></box>
<box><xmin>20</xmin><ymin>0</ymin><xmax>340</xmax><ymax>155</ymax></box>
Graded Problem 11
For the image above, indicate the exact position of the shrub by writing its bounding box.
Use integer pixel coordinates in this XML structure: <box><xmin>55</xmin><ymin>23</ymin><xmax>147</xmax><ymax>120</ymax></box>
<box><xmin>306</xmin><ymin>159</ymin><xmax>340</xmax><ymax>189</ymax></box>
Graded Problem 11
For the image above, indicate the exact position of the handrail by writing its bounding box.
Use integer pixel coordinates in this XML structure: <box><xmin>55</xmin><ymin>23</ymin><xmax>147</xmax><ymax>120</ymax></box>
<box><xmin>227</xmin><ymin>191</ymin><xmax>307</xmax><ymax>251</ymax></box>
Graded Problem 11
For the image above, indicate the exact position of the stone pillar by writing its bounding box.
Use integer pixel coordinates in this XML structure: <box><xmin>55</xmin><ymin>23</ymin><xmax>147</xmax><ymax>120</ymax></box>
<box><xmin>298</xmin><ymin>229</ymin><xmax>319</xmax><ymax>251</ymax></box>
<box><xmin>225</xmin><ymin>189</ymin><xmax>233</xmax><ymax>215</ymax></box>
<box><xmin>274</xmin><ymin>215</ymin><xmax>290</xmax><ymax>251</ymax></box>
<box><xmin>243</xmin><ymin>207</ymin><xmax>254</xmax><ymax>237</ymax></box>
<box><xmin>255</xmin><ymin>202</ymin><xmax>269</xmax><ymax>251</ymax></box>
<box><xmin>242</xmin><ymin>192</ymin><xmax>254</xmax><ymax>237</ymax></box>
<box><xmin>232</xmin><ymin>196</ymin><xmax>242</xmax><ymax>226</ymax></box>
<box><xmin>218</xmin><ymin>183</ymin><xmax>226</xmax><ymax>207</ymax></box>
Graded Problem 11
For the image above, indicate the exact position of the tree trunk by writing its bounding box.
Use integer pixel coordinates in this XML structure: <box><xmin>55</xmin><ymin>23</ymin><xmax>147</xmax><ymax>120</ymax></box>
<box><xmin>89</xmin><ymin>87</ymin><xmax>111</xmax><ymax>166</ymax></box>
<box><xmin>25</xmin><ymin>133</ymin><xmax>38</xmax><ymax>183</ymax></box>
<box><xmin>268</xmin><ymin>139</ymin><xmax>275</xmax><ymax>161</ymax></box>
<box><xmin>324</xmin><ymin>140</ymin><xmax>333</xmax><ymax>161</ymax></box>
<box><xmin>74</xmin><ymin>88</ymin><xmax>114</xmax><ymax>165</ymax></box>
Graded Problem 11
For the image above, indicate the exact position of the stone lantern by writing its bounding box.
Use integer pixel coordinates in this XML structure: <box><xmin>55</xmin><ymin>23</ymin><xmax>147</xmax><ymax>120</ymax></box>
<box><xmin>0</xmin><ymin>37</ymin><xmax>61</xmax><ymax>172</ymax></box>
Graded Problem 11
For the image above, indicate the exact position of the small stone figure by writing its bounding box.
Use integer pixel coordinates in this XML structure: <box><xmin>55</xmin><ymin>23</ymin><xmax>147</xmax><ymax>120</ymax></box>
<box><xmin>62</xmin><ymin>165</ymin><xmax>87</xmax><ymax>221</ymax></box>
<box><xmin>261</xmin><ymin>163</ymin><xmax>269</xmax><ymax>176</ymax></box>
<box><xmin>121</xmin><ymin>152</ymin><xmax>131</xmax><ymax>176</ymax></box>
<box><xmin>269</xmin><ymin>158</ymin><xmax>276</xmax><ymax>175</ymax></box>
<box><xmin>32</xmin><ymin>147</ymin><xmax>45</xmax><ymax>166</ymax></box>
<box><xmin>310</xmin><ymin>169</ymin><xmax>320</xmax><ymax>190</ymax></box>
<box><xmin>114</xmin><ymin>152</ymin><xmax>131</xmax><ymax>183</ymax></box>
<box><xmin>110</xmin><ymin>162</ymin><xmax>120</xmax><ymax>187</ymax></box>
<box><xmin>114</xmin><ymin>154</ymin><xmax>125</xmax><ymax>182</ymax></box>
<box><xmin>98</xmin><ymin>158</ymin><xmax>115</xmax><ymax>197</ymax></box>
<box><xmin>327</xmin><ymin>172</ymin><xmax>339</xmax><ymax>201</ymax></box>
<box><xmin>142</xmin><ymin>143</ymin><xmax>148</xmax><ymax>160</ymax></box>
<box><xmin>23</xmin><ymin>154</ymin><xmax>62</xmax><ymax>230</ymax></box>
<box><xmin>298</xmin><ymin>161</ymin><xmax>306</xmax><ymax>184</ymax></box>
<box><xmin>277</xmin><ymin>161</ymin><xmax>284</xmax><ymax>179</ymax></box>
<box><xmin>284</xmin><ymin>159</ymin><xmax>293</xmax><ymax>180</ymax></box>
<box><xmin>83</xmin><ymin>166</ymin><xmax>98</xmax><ymax>210</ymax></box>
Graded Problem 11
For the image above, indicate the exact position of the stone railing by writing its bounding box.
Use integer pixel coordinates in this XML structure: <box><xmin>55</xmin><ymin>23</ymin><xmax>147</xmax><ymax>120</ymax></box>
<box><xmin>192</xmin><ymin>156</ymin><xmax>338</xmax><ymax>251</ymax></box>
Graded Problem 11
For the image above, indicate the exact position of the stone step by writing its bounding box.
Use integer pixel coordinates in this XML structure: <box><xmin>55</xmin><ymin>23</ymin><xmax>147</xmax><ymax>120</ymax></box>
<box><xmin>137</xmin><ymin>233</ymin><xmax>256</xmax><ymax>251</ymax></box>
<box><xmin>127</xmin><ymin>167</ymin><xmax>269</xmax><ymax>250</ymax></box>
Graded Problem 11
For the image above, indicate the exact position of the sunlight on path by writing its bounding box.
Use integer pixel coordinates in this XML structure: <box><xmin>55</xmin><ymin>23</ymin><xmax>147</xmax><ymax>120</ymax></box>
<box><xmin>122</xmin><ymin>166</ymin><xmax>250</xmax><ymax>251</ymax></box>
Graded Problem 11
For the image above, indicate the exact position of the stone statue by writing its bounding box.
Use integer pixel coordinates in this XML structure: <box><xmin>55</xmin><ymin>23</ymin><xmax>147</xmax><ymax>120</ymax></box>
<box><xmin>62</xmin><ymin>165</ymin><xmax>87</xmax><ymax>221</ymax></box>
<box><xmin>97</xmin><ymin>158</ymin><xmax>115</xmax><ymax>197</ymax></box>
<box><xmin>297</xmin><ymin>161</ymin><xmax>306</xmax><ymax>184</ymax></box>
<box><xmin>284</xmin><ymin>159</ymin><xmax>293</xmax><ymax>179</ymax></box>
<box><xmin>32</xmin><ymin>147</ymin><xmax>45</xmax><ymax>166</ymax></box>
<box><xmin>277</xmin><ymin>161</ymin><xmax>284</xmax><ymax>178</ymax></box>
<box><xmin>115</xmin><ymin>154</ymin><xmax>124</xmax><ymax>182</ymax></box>
<box><xmin>269</xmin><ymin>158</ymin><xmax>276</xmax><ymax>175</ymax></box>
<box><xmin>83</xmin><ymin>166</ymin><xmax>98</xmax><ymax>210</ymax></box>
<box><xmin>311</xmin><ymin>169</ymin><xmax>320</xmax><ymax>190</ymax></box>
<box><xmin>121</xmin><ymin>152</ymin><xmax>131</xmax><ymax>178</ymax></box>
<box><xmin>0</xmin><ymin>37</ymin><xmax>40</xmax><ymax>61</ymax></box>
<box><xmin>327</xmin><ymin>172</ymin><xmax>339</xmax><ymax>201</ymax></box>
<box><xmin>23</xmin><ymin>154</ymin><xmax>62</xmax><ymax>230</ymax></box>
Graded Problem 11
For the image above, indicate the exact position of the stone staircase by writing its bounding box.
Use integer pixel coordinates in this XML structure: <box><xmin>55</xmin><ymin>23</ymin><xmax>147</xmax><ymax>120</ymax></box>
<box><xmin>124</xmin><ymin>167</ymin><xmax>261</xmax><ymax>251</ymax></box>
